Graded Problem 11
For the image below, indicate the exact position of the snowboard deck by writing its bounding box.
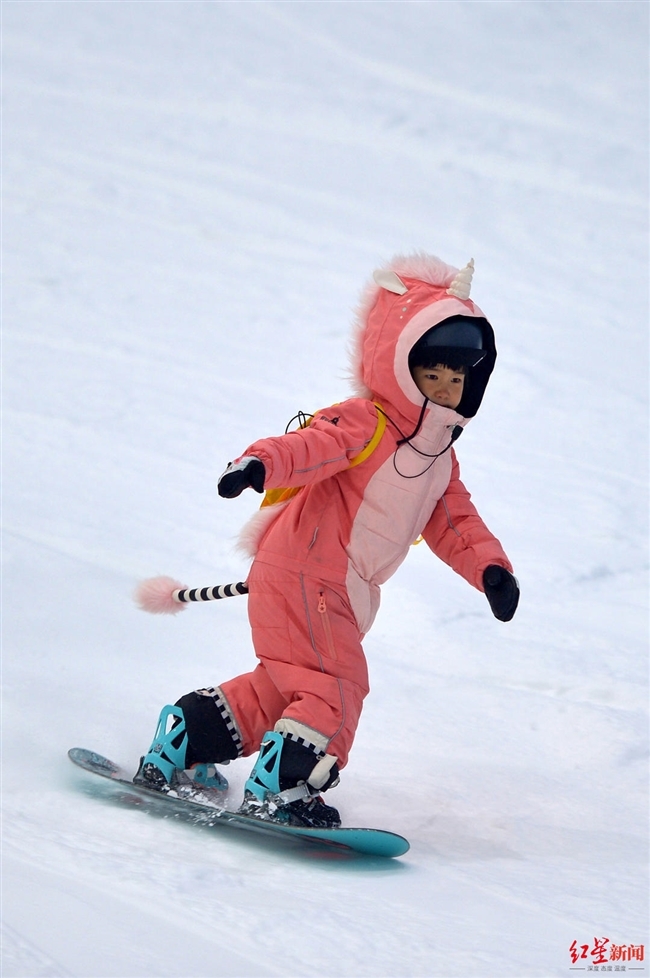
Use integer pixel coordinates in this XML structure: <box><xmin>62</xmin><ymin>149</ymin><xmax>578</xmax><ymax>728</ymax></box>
<box><xmin>68</xmin><ymin>748</ymin><xmax>410</xmax><ymax>858</ymax></box>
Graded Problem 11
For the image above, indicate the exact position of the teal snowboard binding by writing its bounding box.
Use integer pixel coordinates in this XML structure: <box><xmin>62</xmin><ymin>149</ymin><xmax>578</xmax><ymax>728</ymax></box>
<box><xmin>241</xmin><ymin>731</ymin><xmax>341</xmax><ymax>828</ymax></box>
<box><xmin>134</xmin><ymin>704</ymin><xmax>228</xmax><ymax>799</ymax></box>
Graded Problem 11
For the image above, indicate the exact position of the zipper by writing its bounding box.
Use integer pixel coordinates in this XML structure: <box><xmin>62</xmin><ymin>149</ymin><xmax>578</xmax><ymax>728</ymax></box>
<box><xmin>317</xmin><ymin>592</ymin><xmax>338</xmax><ymax>660</ymax></box>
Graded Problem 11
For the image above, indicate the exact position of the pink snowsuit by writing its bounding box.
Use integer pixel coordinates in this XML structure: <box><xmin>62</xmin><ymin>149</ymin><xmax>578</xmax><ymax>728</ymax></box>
<box><xmin>219</xmin><ymin>256</ymin><xmax>513</xmax><ymax>770</ymax></box>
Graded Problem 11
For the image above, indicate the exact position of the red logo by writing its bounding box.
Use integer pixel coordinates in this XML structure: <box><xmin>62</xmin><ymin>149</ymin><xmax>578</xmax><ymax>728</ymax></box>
<box><xmin>570</xmin><ymin>939</ymin><xmax>646</xmax><ymax>970</ymax></box>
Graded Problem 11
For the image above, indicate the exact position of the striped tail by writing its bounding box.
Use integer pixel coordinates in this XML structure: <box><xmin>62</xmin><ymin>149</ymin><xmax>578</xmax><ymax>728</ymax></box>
<box><xmin>135</xmin><ymin>576</ymin><xmax>248</xmax><ymax>615</ymax></box>
<box><xmin>174</xmin><ymin>582</ymin><xmax>248</xmax><ymax>604</ymax></box>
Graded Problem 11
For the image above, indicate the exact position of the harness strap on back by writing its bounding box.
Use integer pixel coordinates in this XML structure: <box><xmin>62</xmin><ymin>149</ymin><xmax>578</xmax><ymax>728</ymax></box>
<box><xmin>260</xmin><ymin>402</ymin><xmax>386</xmax><ymax>509</ymax></box>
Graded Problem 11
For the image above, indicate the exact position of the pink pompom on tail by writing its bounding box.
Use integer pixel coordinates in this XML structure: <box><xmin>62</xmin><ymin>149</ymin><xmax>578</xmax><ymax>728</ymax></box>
<box><xmin>135</xmin><ymin>576</ymin><xmax>187</xmax><ymax>615</ymax></box>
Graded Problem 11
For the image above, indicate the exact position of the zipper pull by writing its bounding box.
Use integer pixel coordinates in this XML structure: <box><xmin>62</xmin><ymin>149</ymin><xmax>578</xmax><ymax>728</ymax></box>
<box><xmin>318</xmin><ymin>592</ymin><xmax>326</xmax><ymax>614</ymax></box>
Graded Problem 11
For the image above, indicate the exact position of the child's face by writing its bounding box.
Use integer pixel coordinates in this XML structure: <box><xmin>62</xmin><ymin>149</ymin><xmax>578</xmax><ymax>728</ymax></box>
<box><xmin>411</xmin><ymin>363</ymin><xmax>466</xmax><ymax>409</ymax></box>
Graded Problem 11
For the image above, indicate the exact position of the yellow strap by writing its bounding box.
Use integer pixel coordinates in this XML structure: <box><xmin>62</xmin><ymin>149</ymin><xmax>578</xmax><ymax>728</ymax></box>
<box><xmin>260</xmin><ymin>485</ymin><xmax>302</xmax><ymax>508</ymax></box>
<box><xmin>348</xmin><ymin>403</ymin><xmax>386</xmax><ymax>468</ymax></box>
<box><xmin>260</xmin><ymin>401</ymin><xmax>386</xmax><ymax>508</ymax></box>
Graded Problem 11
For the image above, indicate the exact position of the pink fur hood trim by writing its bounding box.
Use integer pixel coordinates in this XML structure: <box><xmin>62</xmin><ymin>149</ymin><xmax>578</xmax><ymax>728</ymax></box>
<box><xmin>348</xmin><ymin>253</ymin><xmax>461</xmax><ymax>397</ymax></box>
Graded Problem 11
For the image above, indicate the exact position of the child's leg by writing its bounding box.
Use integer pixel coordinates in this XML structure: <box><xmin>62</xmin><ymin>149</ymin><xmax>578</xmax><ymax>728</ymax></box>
<box><xmin>208</xmin><ymin>664</ymin><xmax>288</xmax><ymax>756</ymax></box>
<box><xmin>135</xmin><ymin>563</ymin><xmax>368</xmax><ymax>793</ymax></box>
<box><xmin>243</xmin><ymin>561</ymin><xmax>370</xmax><ymax>770</ymax></box>
<box><xmin>170</xmin><ymin>663</ymin><xmax>285</xmax><ymax>764</ymax></box>
<box><xmin>133</xmin><ymin>668</ymin><xmax>284</xmax><ymax>789</ymax></box>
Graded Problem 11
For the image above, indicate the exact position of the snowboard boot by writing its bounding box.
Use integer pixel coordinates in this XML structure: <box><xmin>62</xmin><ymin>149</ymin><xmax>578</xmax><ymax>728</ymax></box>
<box><xmin>240</xmin><ymin>730</ymin><xmax>341</xmax><ymax>828</ymax></box>
<box><xmin>133</xmin><ymin>704</ymin><xmax>229</xmax><ymax>801</ymax></box>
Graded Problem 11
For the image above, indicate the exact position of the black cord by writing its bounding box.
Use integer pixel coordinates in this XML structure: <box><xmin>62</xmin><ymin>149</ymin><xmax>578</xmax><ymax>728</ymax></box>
<box><xmin>285</xmin><ymin>411</ymin><xmax>314</xmax><ymax>434</ymax></box>
<box><xmin>392</xmin><ymin>436</ymin><xmax>457</xmax><ymax>479</ymax></box>
<box><xmin>378</xmin><ymin>400</ymin><xmax>463</xmax><ymax>480</ymax></box>
<box><xmin>284</xmin><ymin>403</ymin><xmax>460</xmax><ymax>481</ymax></box>
<box><xmin>396</xmin><ymin>398</ymin><xmax>429</xmax><ymax>447</ymax></box>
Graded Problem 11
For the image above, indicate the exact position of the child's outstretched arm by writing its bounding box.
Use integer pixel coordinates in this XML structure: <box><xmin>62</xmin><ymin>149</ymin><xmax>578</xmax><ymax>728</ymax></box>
<box><xmin>423</xmin><ymin>451</ymin><xmax>519</xmax><ymax>620</ymax></box>
<box><xmin>218</xmin><ymin>398</ymin><xmax>380</xmax><ymax>497</ymax></box>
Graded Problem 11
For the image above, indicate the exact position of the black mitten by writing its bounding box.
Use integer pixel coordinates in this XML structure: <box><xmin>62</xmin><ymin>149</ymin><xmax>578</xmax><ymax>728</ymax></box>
<box><xmin>483</xmin><ymin>565</ymin><xmax>519</xmax><ymax>622</ymax></box>
<box><xmin>218</xmin><ymin>456</ymin><xmax>266</xmax><ymax>498</ymax></box>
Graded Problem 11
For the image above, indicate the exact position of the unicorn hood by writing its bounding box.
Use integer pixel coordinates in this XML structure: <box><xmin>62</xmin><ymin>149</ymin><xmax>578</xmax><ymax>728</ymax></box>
<box><xmin>349</xmin><ymin>252</ymin><xmax>496</xmax><ymax>420</ymax></box>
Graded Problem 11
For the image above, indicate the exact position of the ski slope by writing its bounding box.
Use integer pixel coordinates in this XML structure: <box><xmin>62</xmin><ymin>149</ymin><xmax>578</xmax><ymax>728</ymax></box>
<box><xmin>2</xmin><ymin>2</ymin><xmax>648</xmax><ymax>976</ymax></box>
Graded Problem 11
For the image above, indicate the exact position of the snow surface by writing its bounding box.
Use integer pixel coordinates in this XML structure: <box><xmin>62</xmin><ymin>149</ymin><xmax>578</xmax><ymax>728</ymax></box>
<box><xmin>2</xmin><ymin>2</ymin><xmax>648</xmax><ymax>976</ymax></box>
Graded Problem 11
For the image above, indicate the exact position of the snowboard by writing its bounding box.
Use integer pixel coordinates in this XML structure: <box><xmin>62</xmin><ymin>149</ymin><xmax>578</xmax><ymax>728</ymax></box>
<box><xmin>68</xmin><ymin>748</ymin><xmax>410</xmax><ymax>858</ymax></box>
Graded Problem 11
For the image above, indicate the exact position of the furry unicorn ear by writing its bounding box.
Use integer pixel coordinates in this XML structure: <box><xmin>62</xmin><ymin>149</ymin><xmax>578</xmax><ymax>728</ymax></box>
<box><xmin>446</xmin><ymin>259</ymin><xmax>474</xmax><ymax>300</ymax></box>
<box><xmin>373</xmin><ymin>268</ymin><xmax>408</xmax><ymax>295</ymax></box>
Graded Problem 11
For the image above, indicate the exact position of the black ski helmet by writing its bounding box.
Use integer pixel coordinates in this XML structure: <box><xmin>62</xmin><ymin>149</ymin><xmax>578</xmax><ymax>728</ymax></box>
<box><xmin>408</xmin><ymin>314</ymin><xmax>496</xmax><ymax>418</ymax></box>
<box><xmin>408</xmin><ymin>316</ymin><xmax>487</xmax><ymax>371</ymax></box>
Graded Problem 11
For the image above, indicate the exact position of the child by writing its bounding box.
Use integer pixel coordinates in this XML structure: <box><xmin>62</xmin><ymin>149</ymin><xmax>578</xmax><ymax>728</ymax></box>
<box><xmin>134</xmin><ymin>252</ymin><xmax>519</xmax><ymax>828</ymax></box>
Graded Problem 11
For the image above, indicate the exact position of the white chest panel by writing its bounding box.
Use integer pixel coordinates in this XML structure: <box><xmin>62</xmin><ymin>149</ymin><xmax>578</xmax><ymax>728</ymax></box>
<box><xmin>346</xmin><ymin>423</ymin><xmax>455</xmax><ymax>587</ymax></box>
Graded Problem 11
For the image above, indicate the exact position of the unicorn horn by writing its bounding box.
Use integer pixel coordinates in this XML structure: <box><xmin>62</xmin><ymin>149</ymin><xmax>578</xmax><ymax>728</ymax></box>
<box><xmin>446</xmin><ymin>259</ymin><xmax>475</xmax><ymax>300</ymax></box>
